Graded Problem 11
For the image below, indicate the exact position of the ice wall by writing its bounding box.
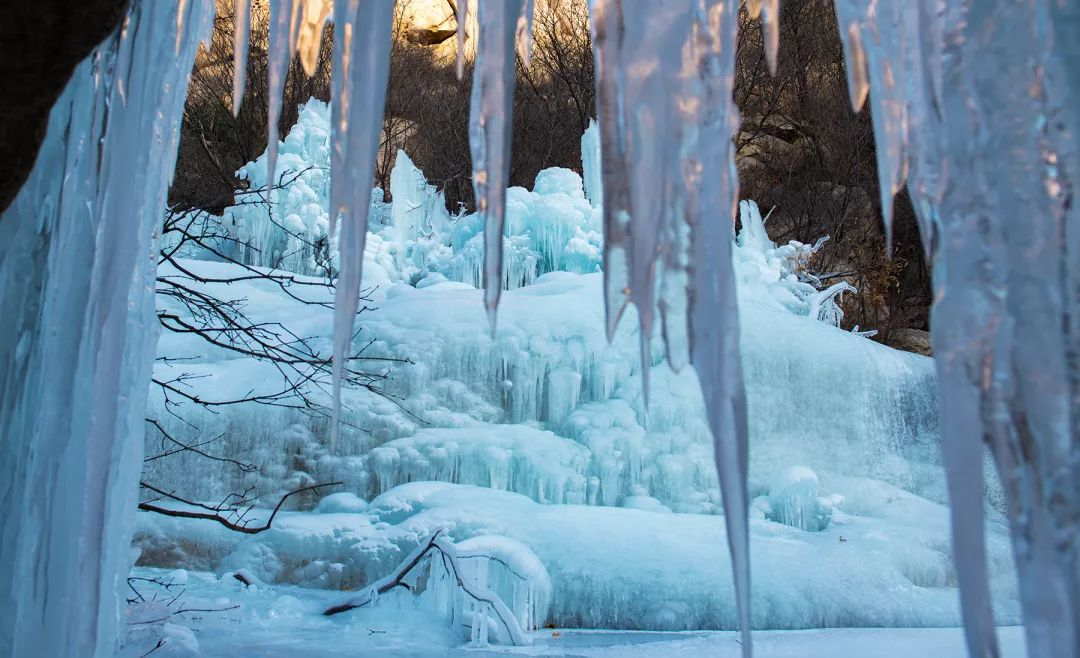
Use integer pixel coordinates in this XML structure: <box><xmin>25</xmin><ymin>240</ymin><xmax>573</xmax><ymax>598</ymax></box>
<box><xmin>0</xmin><ymin>2</ymin><xmax>212</xmax><ymax>657</ymax></box>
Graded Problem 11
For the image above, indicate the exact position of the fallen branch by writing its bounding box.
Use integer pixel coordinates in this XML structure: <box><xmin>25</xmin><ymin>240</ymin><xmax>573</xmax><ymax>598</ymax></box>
<box><xmin>323</xmin><ymin>529</ymin><xmax>528</xmax><ymax>646</ymax></box>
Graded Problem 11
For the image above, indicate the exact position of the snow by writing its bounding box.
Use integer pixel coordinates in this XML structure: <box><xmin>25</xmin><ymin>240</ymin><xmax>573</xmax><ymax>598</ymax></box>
<box><xmin>133</xmin><ymin>480</ymin><xmax>1021</xmax><ymax>633</ymax></box>
<box><xmin>121</xmin><ymin>567</ymin><xmax>1029</xmax><ymax>658</ymax></box>
<box><xmin>315</xmin><ymin>493</ymin><xmax>369</xmax><ymax>515</ymax></box>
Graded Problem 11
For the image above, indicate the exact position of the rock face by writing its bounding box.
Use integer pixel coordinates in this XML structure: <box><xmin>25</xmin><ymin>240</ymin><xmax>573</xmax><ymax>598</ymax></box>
<box><xmin>398</xmin><ymin>0</ymin><xmax>475</xmax><ymax>60</ymax></box>
<box><xmin>889</xmin><ymin>328</ymin><xmax>934</xmax><ymax>357</ymax></box>
<box><xmin>0</xmin><ymin>0</ymin><xmax>129</xmax><ymax>213</ymax></box>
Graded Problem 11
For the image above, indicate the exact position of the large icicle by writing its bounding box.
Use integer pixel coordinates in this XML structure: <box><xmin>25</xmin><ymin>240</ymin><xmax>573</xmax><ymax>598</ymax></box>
<box><xmin>328</xmin><ymin>0</ymin><xmax>394</xmax><ymax>450</ymax></box>
<box><xmin>232</xmin><ymin>0</ymin><xmax>251</xmax><ymax>115</ymax></box>
<box><xmin>516</xmin><ymin>0</ymin><xmax>537</xmax><ymax>65</ymax></box>
<box><xmin>760</xmin><ymin>0</ymin><xmax>780</xmax><ymax>74</ymax></box>
<box><xmin>833</xmin><ymin>0</ymin><xmax>909</xmax><ymax>250</ymax></box>
<box><xmin>690</xmin><ymin>3</ymin><xmax>753</xmax><ymax>656</ymax></box>
<box><xmin>470</xmin><ymin>0</ymin><xmax>524</xmax><ymax>332</ymax></box>
<box><xmin>589</xmin><ymin>0</ymin><xmax>753</xmax><ymax>653</ymax></box>
<box><xmin>588</xmin><ymin>0</ymin><xmax>699</xmax><ymax>393</ymax></box>
<box><xmin>835</xmin><ymin>1</ymin><xmax>1080</xmax><ymax>656</ymax></box>
<box><xmin>588</xmin><ymin>0</ymin><xmax>633</xmax><ymax>342</ymax></box>
<box><xmin>456</xmin><ymin>0</ymin><xmax>469</xmax><ymax>79</ymax></box>
<box><xmin>296</xmin><ymin>0</ymin><xmax>331</xmax><ymax>76</ymax></box>
<box><xmin>265</xmin><ymin>0</ymin><xmax>299</xmax><ymax>189</ymax></box>
<box><xmin>0</xmin><ymin>2</ymin><xmax>213</xmax><ymax>656</ymax></box>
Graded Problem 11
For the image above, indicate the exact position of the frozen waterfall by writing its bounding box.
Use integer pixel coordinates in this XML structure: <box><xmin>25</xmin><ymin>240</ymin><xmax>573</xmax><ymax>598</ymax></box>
<box><xmin>0</xmin><ymin>0</ymin><xmax>1077</xmax><ymax>656</ymax></box>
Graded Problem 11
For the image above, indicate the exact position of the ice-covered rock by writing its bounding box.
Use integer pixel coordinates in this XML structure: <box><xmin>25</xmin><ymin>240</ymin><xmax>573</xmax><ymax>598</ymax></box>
<box><xmin>767</xmin><ymin>467</ymin><xmax>832</xmax><ymax>532</ymax></box>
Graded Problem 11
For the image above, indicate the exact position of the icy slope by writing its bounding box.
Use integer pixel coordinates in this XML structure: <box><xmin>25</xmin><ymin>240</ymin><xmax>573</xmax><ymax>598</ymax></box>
<box><xmin>148</xmin><ymin>266</ymin><xmax>938</xmax><ymax>513</ymax></box>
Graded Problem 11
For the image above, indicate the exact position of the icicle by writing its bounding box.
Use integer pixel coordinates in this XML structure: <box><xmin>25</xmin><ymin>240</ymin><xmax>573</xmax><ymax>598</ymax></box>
<box><xmin>835</xmin><ymin>0</ymin><xmax>1080</xmax><ymax>655</ymax></box>
<box><xmin>328</xmin><ymin>0</ymin><xmax>394</xmax><ymax>451</ymax></box>
<box><xmin>588</xmin><ymin>0</ymin><xmax>632</xmax><ymax>342</ymax></box>
<box><xmin>761</xmin><ymin>0</ymin><xmax>780</xmax><ymax>75</ymax></box>
<box><xmin>266</xmin><ymin>0</ymin><xmax>299</xmax><ymax>189</ymax></box>
<box><xmin>690</xmin><ymin>2</ymin><xmax>753</xmax><ymax>655</ymax></box>
<box><xmin>831</xmin><ymin>0</ymin><xmax>909</xmax><ymax>251</ymax></box>
<box><xmin>456</xmin><ymin>0</ymin><xmax>469</xmax><ymax>80</ymax></box>
<box><xmin>232</xmin><ymin>0</ymin><xmax>251</xmax><ymax>116</ymax></box>
<box><xmin>588</xmin><ymin>0</ymin><xmax>752</xmax><ymax>650</ymax></box>
<box><xmin>177</xmin><ymin>0</ymin><xmax>190</xmax><ymax>54</ymax></box>
<box><xmin>516</xmin><ymin>0</ymin><xmax>536</xmax><ymax>66</ymax></box>
<box><xmin>296</xmin><ymin>0</ymin><xmax>331</xmax><ymax>76</ymax></box>
<box><xmin>470</xmin><ymin>0</ymin><xmax>524</xmax><ymax>334</ymax></box>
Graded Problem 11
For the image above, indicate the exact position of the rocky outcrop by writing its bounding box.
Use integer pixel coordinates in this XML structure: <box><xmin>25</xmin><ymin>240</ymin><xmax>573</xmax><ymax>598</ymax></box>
<box><xmin>888</xmin><ymin>328</ymin><xmax>933</xmax><ymax>357</ymax></box>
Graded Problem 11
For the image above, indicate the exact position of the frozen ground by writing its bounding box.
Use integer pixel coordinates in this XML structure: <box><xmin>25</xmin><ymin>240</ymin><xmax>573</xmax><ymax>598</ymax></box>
<box><xmin>122</xmin><ymin>567</ymin><xmax>1026</xmax><ymax>658</ymax></box>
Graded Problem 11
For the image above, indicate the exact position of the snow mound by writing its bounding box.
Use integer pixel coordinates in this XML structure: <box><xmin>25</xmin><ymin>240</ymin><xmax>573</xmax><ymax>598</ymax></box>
<box><xmin>315</xmin><ymin>492</ymin><xmax>369</xmax><ymax>514</ymax></box>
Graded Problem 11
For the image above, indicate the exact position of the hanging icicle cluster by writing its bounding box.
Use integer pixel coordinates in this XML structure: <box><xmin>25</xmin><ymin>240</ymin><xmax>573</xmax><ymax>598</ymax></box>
<box><xmin>225</xmin><ymin>1</ymin><xmax>1079</xmax><ymax>657</ymax></box>
<box><xmin>833</xmin><ymin>2</ymin><xmax>1080</xmax><ymax>657</ymax></box>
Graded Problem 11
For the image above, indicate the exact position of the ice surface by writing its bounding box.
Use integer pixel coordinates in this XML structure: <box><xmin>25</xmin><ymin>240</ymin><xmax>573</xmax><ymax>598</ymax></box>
<box><xmin>0</xmin><ymin>2</ymin><xmax>211</xmax><ymax>656</ymax></box>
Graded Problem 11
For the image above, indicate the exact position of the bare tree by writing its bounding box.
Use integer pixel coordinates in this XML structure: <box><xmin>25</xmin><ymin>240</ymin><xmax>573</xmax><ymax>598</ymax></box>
<box><xmin>142</xmin><ymin>178</ymin><xmax>411</xmax><ymax>532</ymax></box>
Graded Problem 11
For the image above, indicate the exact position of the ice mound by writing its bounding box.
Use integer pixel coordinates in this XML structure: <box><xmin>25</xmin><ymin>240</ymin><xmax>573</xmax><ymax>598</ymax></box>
<box><xmin>766</xmin><ymin>466</ymin><xmax>832</xmax><ymax>532</ymax></box>
<box><xmin>315</xmin><ymin>492</ymin><xmax>369</xmax><ymax>514</ymax></box>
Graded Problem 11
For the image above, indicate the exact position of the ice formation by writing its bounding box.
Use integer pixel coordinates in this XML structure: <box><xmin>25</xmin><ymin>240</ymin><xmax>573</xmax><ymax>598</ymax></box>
<box><xmin>3</xmin><ymin>0</ymin><xmax>1078</xmax><ymax>655</ymax></box>
<box><xmin>0</xmin><ymin>3</ymin><xmax>212</xmax><ymax>655</ymax></box>
<box><xmin>832</xmin><ymin>3</ymin><xmax>1080</xmax><ymax>655</ymax></box>
<box><xmin>142</xmin><ymin>104</ymin><xmax>959</xmax><ymax>647</ymax></box>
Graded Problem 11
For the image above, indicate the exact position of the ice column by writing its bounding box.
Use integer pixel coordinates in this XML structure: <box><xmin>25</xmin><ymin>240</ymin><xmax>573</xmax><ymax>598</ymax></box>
<box><xmin>327</xmin><ymin>0</ymin><xmax>395</xmax><ymax>451</ymax></box>
<box><xmin>0</xmin><ymin>2</ymin><xmax>213</xmax><ymax>656</ymax></box>
<box><xmin>589</xmin><ymin>1</ymin><xmax>753</xmax><ymax>655</ymax></box>
<box><xmin>835</xmin><ymin>2</ymin><xmax>1080</xmax><ymax>656</ymax></box>
<box><xmin>471</xmin><ymin>0</ymin><xmax>524</xmax><ymax>333</ymax></box>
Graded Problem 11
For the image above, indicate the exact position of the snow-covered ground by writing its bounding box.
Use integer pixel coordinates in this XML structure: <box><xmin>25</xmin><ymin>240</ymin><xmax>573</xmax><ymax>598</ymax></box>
<box><xmin>121</xmin><ymin>567</ymin><xmax>1026</xmax><ymax>657</ymax></box>
<box><xmin>135</xmin><ymin>481</ymin><xmax>1019</xmax><ymax>632</ymax></box>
